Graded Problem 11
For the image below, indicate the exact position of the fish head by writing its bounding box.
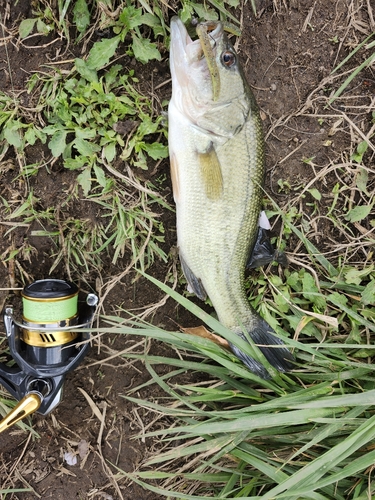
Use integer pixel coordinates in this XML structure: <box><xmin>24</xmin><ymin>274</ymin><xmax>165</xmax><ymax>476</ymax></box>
<box><xmin>169</xmin><ymin>17</ymin><xmax>250</xmax><ymax>131</ymax></box>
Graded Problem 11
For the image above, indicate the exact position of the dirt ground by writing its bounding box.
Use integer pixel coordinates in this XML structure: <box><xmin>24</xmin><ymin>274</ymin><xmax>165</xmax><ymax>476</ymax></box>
<box><xmin>0</xmin><ymin>0</ymin><xmax>374</xmax><ymax>499</ymax></box>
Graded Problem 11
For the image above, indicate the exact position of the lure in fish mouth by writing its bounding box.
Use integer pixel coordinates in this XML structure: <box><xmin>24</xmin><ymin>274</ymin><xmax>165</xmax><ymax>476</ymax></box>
<box><xmin>168</xmin><ymin>17</ymin><xmax>294</xmax><ymax>378</ymax></box>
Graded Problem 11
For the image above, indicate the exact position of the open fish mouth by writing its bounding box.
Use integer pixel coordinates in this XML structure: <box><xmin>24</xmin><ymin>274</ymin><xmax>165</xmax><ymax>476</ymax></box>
<box><xmin>169</xmin><ymin>18</ymin><xmax>224</xmax><ymax>101</ymax></box>
<box><xmin>170</xmin><ymin>18</ymin><xmax>223</xmax><ymax>64</ymax></box>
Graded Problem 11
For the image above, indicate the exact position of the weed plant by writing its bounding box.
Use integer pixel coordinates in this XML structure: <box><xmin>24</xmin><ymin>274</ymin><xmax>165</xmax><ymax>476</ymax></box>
<box><xmin>0</xmin><ymin>1</ymin><xmax>173</xmax><ymax>279</ymax></box>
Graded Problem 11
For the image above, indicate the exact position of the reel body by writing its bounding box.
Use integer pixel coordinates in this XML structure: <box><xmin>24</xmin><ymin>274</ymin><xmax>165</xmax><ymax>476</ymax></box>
<box><xmin>0</xmin><ymin>279</ymin><xmax>98</xmax><ymax>431</ymax></box>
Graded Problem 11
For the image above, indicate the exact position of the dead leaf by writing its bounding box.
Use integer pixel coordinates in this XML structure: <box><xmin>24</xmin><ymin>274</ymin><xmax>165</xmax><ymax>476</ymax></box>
<box><xmin>181</xmin><ymin>325</ymin><xmax>230</xmax><ymax>350</ymax></box>
<box><xmin>78</xmin><ymin>387</ymin><xmax>104</xmax><ymax>423</ymax></box>
<box><xmin>78</xmin><ymin>439</ymin><xmax>90</xmax><ymax>459</ymax></box>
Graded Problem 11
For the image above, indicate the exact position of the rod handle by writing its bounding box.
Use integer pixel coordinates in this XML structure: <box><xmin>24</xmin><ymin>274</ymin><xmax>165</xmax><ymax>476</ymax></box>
<box><xmin>0</xmin><ymin>393</ymin><xmax>42</xmax><ymax>433</ymax></box>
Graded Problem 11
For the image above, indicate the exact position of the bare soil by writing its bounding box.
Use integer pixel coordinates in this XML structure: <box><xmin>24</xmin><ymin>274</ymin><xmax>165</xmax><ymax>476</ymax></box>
<box><xmin>0</xmin><ymin>1</ymin><xmax>374</xmax><ymax>499</ymax></box>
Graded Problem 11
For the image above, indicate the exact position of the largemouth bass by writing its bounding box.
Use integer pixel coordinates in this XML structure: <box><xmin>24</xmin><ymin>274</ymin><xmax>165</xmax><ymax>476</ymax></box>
<box><xmin>168</xmin><ymin>18</ymin><xmax>293</xmax><ymax>378</ymax></box>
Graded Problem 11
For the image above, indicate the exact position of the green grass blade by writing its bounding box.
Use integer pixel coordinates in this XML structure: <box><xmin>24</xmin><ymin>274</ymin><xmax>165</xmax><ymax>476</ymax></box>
<box><xmin>260</xmin><ymin>413</ymin><xmax>375</xmax><ymax>498</ymax></box>
<box><xmin>331</xmin><ymin>33</ymin><xmax>374</xmax><ymax>74</ymax></box>
<box><xmin>328</xmin><ymin>51</ymin><xmax>375</xmax><ymax>104</ymax></box>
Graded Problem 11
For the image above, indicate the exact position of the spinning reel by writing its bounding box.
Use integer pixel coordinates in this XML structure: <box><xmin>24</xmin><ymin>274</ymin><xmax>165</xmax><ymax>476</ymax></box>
<box><xmin>0</xmin><ymin>279</ymin><xmax>98</xmax><ymax>433</ymax></box>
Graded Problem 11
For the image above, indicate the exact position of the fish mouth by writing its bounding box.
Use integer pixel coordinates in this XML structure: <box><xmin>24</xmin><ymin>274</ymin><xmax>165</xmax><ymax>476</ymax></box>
<box><xmin>170</xmin><ymin>17</ymin><xmax>223</xmax><ymax>64</ymax></box>
<box><xmin>169</xmin><ymin>17</ymin><xmax>224</xmax><ymax>100</ymax></box>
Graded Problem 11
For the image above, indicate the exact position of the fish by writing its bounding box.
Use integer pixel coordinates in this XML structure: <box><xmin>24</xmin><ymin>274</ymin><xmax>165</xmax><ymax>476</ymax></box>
<box><xmin>168</xmin><ymin>17</ymin><xmax>294</xmax><ymax>378</ymax></box>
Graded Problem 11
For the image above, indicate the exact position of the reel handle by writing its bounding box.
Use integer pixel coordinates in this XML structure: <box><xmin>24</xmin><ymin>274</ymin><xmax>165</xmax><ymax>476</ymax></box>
<box><xmin>0</xmin><ymin>393</ymin><xmax>42</xmax><ymax>433</ymax></box>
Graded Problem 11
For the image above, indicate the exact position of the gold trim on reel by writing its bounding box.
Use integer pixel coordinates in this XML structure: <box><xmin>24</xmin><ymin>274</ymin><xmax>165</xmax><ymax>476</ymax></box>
<box><xmin>21</xmin><ymin>329</ymin><xmax>79</xmax><ymax>347</ymax></box>
<box><xmin>21</xmin><ymin>314</ymin><xmax>80</xmax><ymax>347</ymax></box>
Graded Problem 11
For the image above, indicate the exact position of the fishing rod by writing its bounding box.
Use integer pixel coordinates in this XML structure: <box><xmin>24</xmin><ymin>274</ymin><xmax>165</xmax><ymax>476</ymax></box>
<box><xmin>0</xmin><ymin>279</ymin><xmax>98</xmax><ymax>433</ymax></box>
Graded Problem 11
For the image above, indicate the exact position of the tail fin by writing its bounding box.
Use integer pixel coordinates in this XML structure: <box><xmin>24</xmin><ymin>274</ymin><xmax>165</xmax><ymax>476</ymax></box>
<box><xmin>229</xmin><ymin>317</ymin><xmax>294</xmax><ymax>378</ymax></box>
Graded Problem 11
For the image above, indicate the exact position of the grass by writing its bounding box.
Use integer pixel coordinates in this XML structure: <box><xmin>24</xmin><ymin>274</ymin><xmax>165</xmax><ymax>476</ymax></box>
<box><xmin>0</xmin><ymin>0</ymin><xmax>375</xmax><ymax>499</ymax></box>
<box><xmin>0</xmin><ymin>1</ymin><xmax>172</xmax><ymax>282</ymax></box>
<box><xmin>104</xmin><ymin>232</ymin><xmax>375</xmax><ymax>499</ymax></box>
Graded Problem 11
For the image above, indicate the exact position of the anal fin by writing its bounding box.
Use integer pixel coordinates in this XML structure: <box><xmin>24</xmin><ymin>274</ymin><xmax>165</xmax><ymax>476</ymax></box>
<box><xmin>179</xmin><ymin>253</ymin><xmax>207</xmax><ymax>301</ymax></box>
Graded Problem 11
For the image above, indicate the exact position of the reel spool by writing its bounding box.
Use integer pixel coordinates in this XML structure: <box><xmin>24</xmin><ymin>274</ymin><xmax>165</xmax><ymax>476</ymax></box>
<box><xmin>0</xmin><ymin>279</ymin><xmax>98</xmax><ymax>433</ymax></box>
<box><xmin>21</xmin><ymin>280</ymin><xmax>80</xmax><ymax>364</ymax></box>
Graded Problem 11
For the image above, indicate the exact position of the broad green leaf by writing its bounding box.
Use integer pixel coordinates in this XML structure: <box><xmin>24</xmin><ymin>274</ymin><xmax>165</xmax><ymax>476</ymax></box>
<box><xmin>93</xmin><ymin>165</ymin><xmax>107</xmax><ymax>188</ymax></box>
<box><xmin>77</xmin><ymin>167</ymin><xmax>92</xmax><ymax>196</ymax></box>
<box><xmin>104</xmin><ymin>64</ymin><xmax>121</xmax><ymax>86</ymax></box>
<box><xmin>73</xmin><ymin>0</ymin><xmax>90</xmax><ymax>33</ymax></box>
<box><xmin>75</xmin><ymin>127</ymin><xmax>97</xmax><ymax>140</ymax></box>
<box><xmin>86</xmin><ymin>36</ymin><xmax>121</xmax><ymax>70</ymax></box>
<box><xmin>357</xmin><ymin>140</ymin><xmax>368</xmax><ymax>155</ymax></box>
<box><xmin>75</xmin><ymin>58</ymin><xmax>98</xmax><ymax>83</ymax></box>
<box><xmin>327</xmin><ymin>291</ymin><xmax>347</xmax><ymax>307</ymax></box>
<box><xmin>356</xmin><ymin>167</ymin><xmax>369</xmax><ymax>193</ymax></box>
<box><xmin>137</xmin><ymin>115</ymin><xmax>159</xmax><ymax>136</ymax></box>
<box><xmin>273</xmin><ymin>290</ymin><xmax>290</xmax><ymax>313</ymax></box>
<box><xmin>140</xmin><ymin>13</ymin><xmax>162</xmax><ymax>29</ymax></box>
<box><xmin>307</xmin><ymin>188</ymin><xmax>321</xmax><ymax>201</ymax></box>
<box><xmin>36</xmin><ymin>19</ymin><xmax>50</xmax><ymax>35</ymax></box>
<box><xmin>193</xmin><ymin>3</ymin><xmax>219</xmax><ymax>20</ymax></box>
<box><xmin>286</xmin><ymin>270</ymin><xmax>302</xmax><ymax>291</ymax></box>
<box><xmin>64</xmin><ymin>157</ymin><xmax>87</xmax><ymax>170</ymax></box>
<box><xmin>353</xmin><ymin>348</ymin><xmax>373</xmax><ymax>358</ymax></box>
<box><xmin>361</xmin><ymin>280</ymin><xmax>375</xmax><ymax>305</ymax></box>
<box><xmin>24</xmin><ymin>127</ymin><xmax>37</xmax><ymax>145</ymax></box>
<box><xmin>144</xmin><ymin>142</ymin><xmax>168</xmax><ymax>160</ymax></box>
<box><xmin>131</xmin><ymin>36</ymin><xmax>161</xmax><ymax>64</ymax></box>
<box><xmin>73</xmin><ymin>137</ymin><xmax>100</xmax><ymax>157</ymax></box>
<box><xmin>179</xmin><ymin>3</ymin><xmax>194</xmax><ymax>23</ymax></box>
<box><xmin>119</xmin><ymin>6</ymin><xmax>143</xmax><ymax>31</ymax></box>
<box><xmin>4</xmin><ymin>125</ymin><xmax>22</xmax><ymax>148</ymax></box>
<box><xmin>345</xmin><ymin>204</ymin><xmax>373</xmax><ymax>223</ymax></box>
<box><xmin>103</xmin><ymin>142</ymin><xmax>116</xmax><ymax>163</ymax></box>
<box><xmin>344</xmin><ymin>266</ymin><xmax>373</xmax><ymax>285</ymax></box>
<box><xmin>48</xmin><ymin>129</ymin><xmax>67</xmax><ymax>157</ymax></box>
<box><xmin>19</xmin><ymin>18</ymin><xmax>36</xmax><ymax>38</ymax></box>
<box><xmin>302</xmin><ymin>272</ymin><xmax>326</xmax><ymax>310</ymax></box>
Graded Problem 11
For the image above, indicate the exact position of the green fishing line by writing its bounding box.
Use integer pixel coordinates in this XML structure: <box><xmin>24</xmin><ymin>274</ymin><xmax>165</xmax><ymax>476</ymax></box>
<box><xmin>22</xmin><ymin>294</ymin><xmax>78</xmax><ymax>323</ymax></box>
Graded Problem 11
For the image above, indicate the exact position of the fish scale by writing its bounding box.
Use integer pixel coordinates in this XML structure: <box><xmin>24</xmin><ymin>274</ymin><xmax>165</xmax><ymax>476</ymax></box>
<box><xmin>168</xmin><ymin>17</ymin><xmax>294</xmax><ymax>378</ymax></box>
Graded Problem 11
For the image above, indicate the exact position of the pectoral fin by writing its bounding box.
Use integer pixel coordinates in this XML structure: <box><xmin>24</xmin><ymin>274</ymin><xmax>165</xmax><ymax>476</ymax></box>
<box><xmin>247</xmin><ymin>227</ymin><xmax>288</xmax><ymax>269</ymax></box>
<box><xmin>198</xmin><ymin>143</ymin><xmax>223</xmax><ymax>200</ymax></box>
<box><xmin>179</xmin><ymin>253</ymin><xmax>207</xmax><ymax>301</ymax></box>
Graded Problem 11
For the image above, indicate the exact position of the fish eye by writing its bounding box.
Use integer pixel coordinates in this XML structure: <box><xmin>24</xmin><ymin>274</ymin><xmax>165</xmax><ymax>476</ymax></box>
<box><xmin>221</xmin><ymin>50</ymin><xmax>236</xmax><ymax>67</ymax></box>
